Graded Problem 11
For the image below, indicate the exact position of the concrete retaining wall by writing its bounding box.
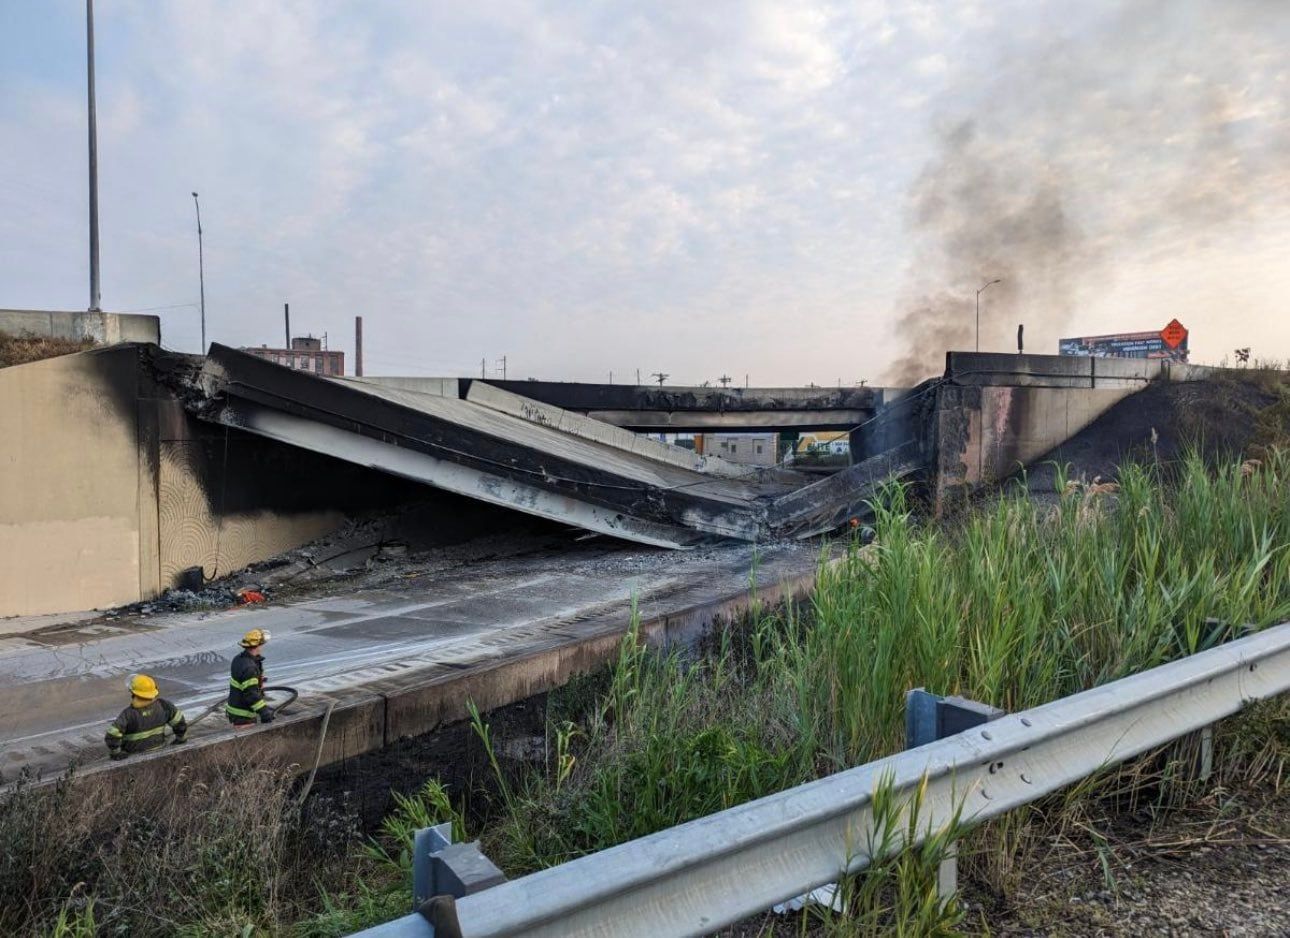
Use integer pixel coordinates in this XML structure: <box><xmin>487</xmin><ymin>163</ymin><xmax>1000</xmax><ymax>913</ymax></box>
<box><xmin>0</xmin><ymin>308</ymin><xmax>160</xmax><ymax>345</ymax></box>
<box><xmin>0</xmin><ymin>347</ymin><xmax>160</xmax><ymax>615</ymax></box>
<box><xmin>931</xmin><ymin>352</ymin><xmax>1214</xmax><ymax>511</ymax></box>
<box><xmin>0</xmin><ymin>346</ymin><xmax>424</xmax><ymax>617</ymax></box>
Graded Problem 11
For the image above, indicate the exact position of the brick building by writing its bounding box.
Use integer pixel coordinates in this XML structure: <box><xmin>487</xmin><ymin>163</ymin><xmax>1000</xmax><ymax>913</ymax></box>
<box><xmin>241</xmin><ymin>336</ymin><xmax>344</xmax><ymax>376</ymax></box>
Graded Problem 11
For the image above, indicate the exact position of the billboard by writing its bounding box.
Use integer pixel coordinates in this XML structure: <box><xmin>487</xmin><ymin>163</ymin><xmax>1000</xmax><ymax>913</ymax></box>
<box><xmin>1059</xmin><ymin>319</ymin><xmax>1189</xmax><ymax>362</ymax></box>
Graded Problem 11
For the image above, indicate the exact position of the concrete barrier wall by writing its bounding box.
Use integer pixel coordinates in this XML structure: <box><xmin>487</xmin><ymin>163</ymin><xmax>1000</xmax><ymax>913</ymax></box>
<box><xmin>0</xmin><ymin>308</ymin><xmax>160</xmax><ymax>345</ymax></box>
<box><xmin>945</xmin><ymin>351</ymin><xmax>1211</xmax><ymax>388</ymax></box>
<box><xmin>339</xmin><ymin>376</ymin><xmax>460</xmax><ymax>396</ymax></box>
<box><xmin>0</xmin><ymin>347</ymin><xmax>159</xmax><ymax>616</ymax></box>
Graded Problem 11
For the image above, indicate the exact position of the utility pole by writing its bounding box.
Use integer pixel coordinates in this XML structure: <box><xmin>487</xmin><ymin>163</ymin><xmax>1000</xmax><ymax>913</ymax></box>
<box><xmin>608</xmin><ymin>371</ymin><xmax>613</xmax><ymax>384</ymax></box>
<box><xmin>481</xmin><ymin>357</ymin><xmax>486</xmax><ymax>379</ymax></box>
<box><xmin>745</xmin><ymin>374</ymin><xmax>749</xmax><ymax>388</ymax></box>
<box><xmin>354</xmin><ymin>316</ymin><xmax>363</xmax><ymax>377</ymax></box>
<box><xmin>191</xmin><ymin>192</ymin><xmax>206</xmax><ymax>350</ymax></box>
<box><xmin>636</xmin><ymin>369</ymin><xmax>641</xmax><ymax>385</ymax></box>
<box><xmin>86</xmin><ymin>0</ymin><xmax>101</xmax><ymax>311</ymax></box>
<box><xmin>1017</xmin><ymin>323</ymin><xmax>1024</xmax><ymax>355</ymax></box>
<box><xmin>283</xmin><ymin>303</ymin><xmax>290</xmax><ymax>348</ymax></box>
<box><xmin>651</xmin><ymin>372</ymin><xmax>668</xmax><ymax>387</ymax></box>
<box><xmin>975</xmin><ymin>278</ymin><xmax>1002</xmax><ymax>352</ymax></box>
<box><xmin>496</xmin><ymin>356</ymin><xmax>507</xmax><ymax>380</ymax></box>
<box><xmin>718</xmin><ymin>374</ymin><xmax>732</xmax><ymax>387</ymax></box>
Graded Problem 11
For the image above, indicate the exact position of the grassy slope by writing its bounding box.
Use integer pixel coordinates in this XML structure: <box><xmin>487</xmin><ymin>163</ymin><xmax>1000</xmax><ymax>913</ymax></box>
<box><xmin>6</xmin><ymin>452</ymin><xmax>1288</xmax><ymax>936</ymax></box>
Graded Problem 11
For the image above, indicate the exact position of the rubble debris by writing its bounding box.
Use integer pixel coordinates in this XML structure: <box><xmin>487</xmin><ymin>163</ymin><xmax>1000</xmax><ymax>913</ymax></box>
<box><xmin>107</xmin><ymin>585</ymin><xmax>248</xmax><ymax>618</ymax></box>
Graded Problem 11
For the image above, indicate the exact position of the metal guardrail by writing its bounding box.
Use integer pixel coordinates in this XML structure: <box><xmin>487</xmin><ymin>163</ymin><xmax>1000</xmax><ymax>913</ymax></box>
<box><xmin>355</xmin><ymin>621</ymin><xmax>1290</xmax><ymax>938</ymax></box>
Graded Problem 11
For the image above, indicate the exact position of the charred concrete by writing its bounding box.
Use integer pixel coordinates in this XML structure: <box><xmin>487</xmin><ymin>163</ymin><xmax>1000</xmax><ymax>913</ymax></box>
<box><xmin>177</xmin><ymin>345</ymin><xmax>912</xmax><ymax>547</ymax></box>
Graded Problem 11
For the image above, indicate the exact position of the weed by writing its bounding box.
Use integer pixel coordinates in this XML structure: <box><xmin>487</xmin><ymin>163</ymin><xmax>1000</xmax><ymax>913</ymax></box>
<box><xmin>7</xmin><ymin>449</ymin><xmax>1288</xmax><ymax>935</ymax></box>
<box><xmin>463</xmin><ymin>449</ymin><xmax>1290</xmax><ymax>922</ymax></box>
<box><xmin>0</xmin><ymin>331</ymin><xmax>96</xmax><ymax>369</ymax></box>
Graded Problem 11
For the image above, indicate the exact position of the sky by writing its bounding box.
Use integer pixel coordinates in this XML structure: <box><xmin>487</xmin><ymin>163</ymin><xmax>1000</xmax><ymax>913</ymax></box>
<box><xmin>1</xmin><ymin>1</ymin><xmax>1287</xmax><ymax>384</ymax></box>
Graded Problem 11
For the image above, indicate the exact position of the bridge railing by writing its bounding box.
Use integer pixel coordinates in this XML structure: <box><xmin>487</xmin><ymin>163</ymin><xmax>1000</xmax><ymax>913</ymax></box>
<box><xmin>352</xmin><ymin>620</ymin><xmax>1290</xmax><ymax>938</ymax></box>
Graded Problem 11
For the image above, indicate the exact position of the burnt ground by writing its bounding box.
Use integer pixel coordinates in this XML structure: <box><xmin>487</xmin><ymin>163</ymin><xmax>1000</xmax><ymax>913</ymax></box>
<box><xmin>1021</xmin><ymin>372</ymin><xmax>1288</xmax><ymax>493</ymax></box>
<box><xmin>306</xmin><ymin>665</ymin><xmax>615</xmax><ymax>832</ymax></box>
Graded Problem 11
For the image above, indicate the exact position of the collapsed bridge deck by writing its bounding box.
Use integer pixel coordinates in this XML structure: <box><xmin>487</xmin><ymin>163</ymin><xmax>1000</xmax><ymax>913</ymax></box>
<box><xmin>192</xmin><ymin>345</ymin><xmax>918</xmax><ymax>547</ymax></box>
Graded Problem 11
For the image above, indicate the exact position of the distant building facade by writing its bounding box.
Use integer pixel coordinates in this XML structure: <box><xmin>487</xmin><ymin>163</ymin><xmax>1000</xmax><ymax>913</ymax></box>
<box><xmin>695</xmin><ymin>432</ymin><xmax>778</xmax><ymax>467</ymax></box>
<box><xmin>241</xmin><ymin>336</ymin><xmax>344</xmax><ymax>376</ymax></box>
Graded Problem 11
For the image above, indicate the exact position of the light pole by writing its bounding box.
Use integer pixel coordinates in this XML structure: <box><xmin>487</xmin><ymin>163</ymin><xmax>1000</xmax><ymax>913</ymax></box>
<box><xmin>192</xmin><ymin>192</ymin><xmax>206</xmax><ymax>352</ymax></box>
<box><xmin>975</xmin><ymin>278</ymin><xmax>1001</xmax><ymax>352</ymax></box>
<box><xmin>86</xmin><ymin>0</ymin><xmax>101</xmax><ymax>311</ymax></box>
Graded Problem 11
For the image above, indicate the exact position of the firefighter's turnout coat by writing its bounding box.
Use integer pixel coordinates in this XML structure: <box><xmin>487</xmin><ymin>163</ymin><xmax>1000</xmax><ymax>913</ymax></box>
<box><xmin>226</xmin><ymin>648</ymin><xmax>270</xmax><ymax>724</ymax></box>
<box><xmin>105</xmin><ymin>698</ymin><xmax>187</xmax><ymax>756</ymax></box>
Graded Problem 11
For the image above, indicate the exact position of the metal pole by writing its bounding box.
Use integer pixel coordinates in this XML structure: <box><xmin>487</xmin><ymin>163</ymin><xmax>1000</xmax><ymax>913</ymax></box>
<box><xmin>284</xmin><ymin>303</ymin><xmax>290</xmax><ymax>348</ymax></box>
<box><xmin>192</xmin><ymin>193</ymin><xmax>206</xmax><ymax>351</ymax></box>
<box><xmin>355</xmin><ymin>316</ymin><xmax>363</xmax><ymax>377</ymax></box>
<box><xmin>975</xmin><ymin>279</ymin><xmax>1001</xmax><ymax>352</ymax></box>
<box><xmin>86</xmin><ymin>0</ymin><xmax>101</xmax><ymax>311</ymax></box>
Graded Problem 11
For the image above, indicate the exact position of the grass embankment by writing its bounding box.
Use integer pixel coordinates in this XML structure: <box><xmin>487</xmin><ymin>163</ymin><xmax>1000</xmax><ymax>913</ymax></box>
<box><xmin>460</xmin><ymin>453</ymin><xmax>1290</xmax><ymax>932</ymax></box>
<box><xmin>0</xmin><ymin>331</ymin><xmax>96</xmax><ymax>368</ymax></box>
<box><xmin>4</xmin><ymin>453</ymin><xmax>1288</xmax><ymax>936</ymax></box>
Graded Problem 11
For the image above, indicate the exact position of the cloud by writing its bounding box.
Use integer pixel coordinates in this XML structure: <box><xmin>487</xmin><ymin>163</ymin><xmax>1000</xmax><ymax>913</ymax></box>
<box><xmin>0</xmin><ymin>1</ymin><xmax>1286</xmax><ymax>385</ymax></box>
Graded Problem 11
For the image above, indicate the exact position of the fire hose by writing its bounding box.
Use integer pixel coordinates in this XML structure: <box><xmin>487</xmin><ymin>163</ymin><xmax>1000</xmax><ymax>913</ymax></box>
<box><xmin>176</xmin><ymin>684</ymin><xmax>334</xmax><ymax>806</ymax></box>
<box><xmin>186</xmin><ymin>684</ymin><xmax>300</xmax><ymax>728</ymax></box>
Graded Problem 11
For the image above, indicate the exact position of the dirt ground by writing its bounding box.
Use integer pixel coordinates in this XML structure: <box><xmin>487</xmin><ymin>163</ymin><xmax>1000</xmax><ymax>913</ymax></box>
<box><xmin>965</xmin><ymin>785</ymin><xmax>1290</xmax><ymax>936</ymax></box>
<box><xmin>715</xmin><ymin>784</ymin><xmax>1290</xmax><ymax>937</ymax></box>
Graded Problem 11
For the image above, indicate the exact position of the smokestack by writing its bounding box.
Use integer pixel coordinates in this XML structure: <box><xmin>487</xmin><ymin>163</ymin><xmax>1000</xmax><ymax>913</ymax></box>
<box><xmin>284</xmin><ymin>303</ymin><xmax>290</xmax><ymax>348</ymax></box>
<box><xmin>355</xmin><ymin>315</ymin><xmax>363</xmax><ymax>377</ymax></box>
<box><xmin>1017</xmin><ymin>323</ymin><xmax>1025</xmax><ymax>355</ymax></box>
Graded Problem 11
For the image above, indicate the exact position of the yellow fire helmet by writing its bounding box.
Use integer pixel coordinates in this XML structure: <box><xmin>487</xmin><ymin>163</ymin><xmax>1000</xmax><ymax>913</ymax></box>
<box><xmin>127</xmin><ymin>673</ymin><xmax>159</xmax><ymax>700</ymax></box>
<box><xmin>240</xmin><ymin>628</ymin><xmax>272</xmax><ymax>648</ymax></box>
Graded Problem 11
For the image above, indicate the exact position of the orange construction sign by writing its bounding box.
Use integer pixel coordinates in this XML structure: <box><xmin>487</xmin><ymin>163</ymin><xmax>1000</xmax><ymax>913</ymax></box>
<box><xmin>1160</xmin><ymin>319</ymin><xmax>1188</xmax><ymax>349</ymax></box>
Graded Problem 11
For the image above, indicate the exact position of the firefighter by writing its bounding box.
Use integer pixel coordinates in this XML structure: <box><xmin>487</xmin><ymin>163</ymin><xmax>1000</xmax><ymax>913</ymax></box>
<box><xmin>105</xmin><ymin>674</ymin><xmax>187</xmax><ymax>760</ymax></box>
<box><xmin>227</xmin><ymin>628</ymin><xmax>275</xmax><ymax>727</ymax></box>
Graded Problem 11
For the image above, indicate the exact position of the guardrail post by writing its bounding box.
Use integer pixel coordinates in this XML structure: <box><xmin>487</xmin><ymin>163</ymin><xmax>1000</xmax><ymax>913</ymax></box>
<box><xmin>412</xmin><ymin>822</ymin><xmax>454</xmax><ymax>910</ymax></box>
<box><xmin>411</xmin><ymin>821</ymin><xmax>507</xmax><ymax>916</ymax></box>
<box><xmin>905</xmin><ymin>688</ymin><xmax>1005</xmax><ymax>901</ymax></box>
<box><xmin>1199</xmin><ymin>726</ymin><xmax>1214</xmax><ymax>782</ymax></box>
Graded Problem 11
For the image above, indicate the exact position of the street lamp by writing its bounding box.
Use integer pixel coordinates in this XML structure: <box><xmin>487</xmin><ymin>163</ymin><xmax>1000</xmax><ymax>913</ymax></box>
<box><xmin>975</xmin><ymin>278</ymin><xmax>1002</xmax><ymax>352</ymax></box>
<box><xmin>86</xmin><ymin>0</ymin><xmax>101</xmax><ymax>311</ymax></box>
<box><xmin>192</xmin><ymin>192</ymin><xmax>206</xmax><ymax>352</ymax></box>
